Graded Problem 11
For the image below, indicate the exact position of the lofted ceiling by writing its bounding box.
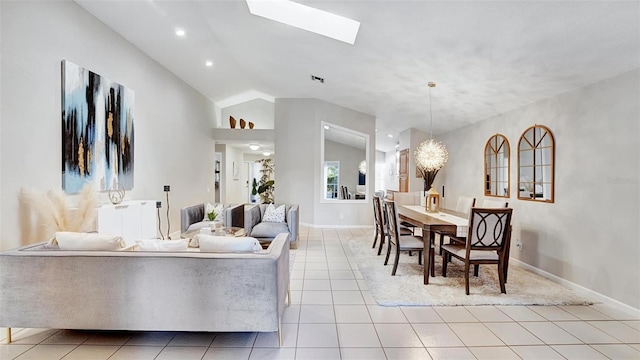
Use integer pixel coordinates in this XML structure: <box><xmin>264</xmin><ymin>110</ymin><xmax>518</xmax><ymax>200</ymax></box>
<box><xmin>76</xmin><ymin>0</ymin><xmax>640</xmax><ymax>152</ymax></box>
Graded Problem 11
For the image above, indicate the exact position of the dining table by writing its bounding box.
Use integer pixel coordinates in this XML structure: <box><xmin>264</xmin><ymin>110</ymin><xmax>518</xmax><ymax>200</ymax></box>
<box><xmin>397</xmin><ymin>205</ymin><xmax>512</xmax><ymax>285</ymax></box>
<box><xmin>397</xmin><ymin>205</ymin><xmax>470</xmax><ymax>285</ymax></box>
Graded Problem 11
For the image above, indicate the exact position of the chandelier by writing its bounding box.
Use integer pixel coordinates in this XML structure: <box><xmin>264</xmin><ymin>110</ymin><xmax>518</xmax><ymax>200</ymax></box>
<box><xmin>358</xmin><ymin>160</ymin><xmax>366</xmax><ymax>174</ymax></box>
<box><xmin>414</xmin><ymin>82</ymin><xmax>448</xmax><ymax>186</ymax></box>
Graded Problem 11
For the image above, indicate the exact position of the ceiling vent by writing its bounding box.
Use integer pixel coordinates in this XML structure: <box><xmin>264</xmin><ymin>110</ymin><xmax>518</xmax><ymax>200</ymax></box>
<box><xmin>311</xmin><ymin>75</ymin><xmax>325</xmax><ymax>83</ymax></box>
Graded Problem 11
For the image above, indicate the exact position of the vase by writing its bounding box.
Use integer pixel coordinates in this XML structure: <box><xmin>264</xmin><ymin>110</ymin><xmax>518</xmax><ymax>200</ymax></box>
<box><xmin>229</xmin><ymin>116</ymin><xmax>236</xmax><ymax>129</ymax></box>
<box><xmin>248</xmin><ymin>121</ymin><xmax>254</xmax><ymax>129</ymax></box>
<box><xmin>240</xmin><ymin>118</ymin><xmax>246</xmax><ymax>129</ymax></box>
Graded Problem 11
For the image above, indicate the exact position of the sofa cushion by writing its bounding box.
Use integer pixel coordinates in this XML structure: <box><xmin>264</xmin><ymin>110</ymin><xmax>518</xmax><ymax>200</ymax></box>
<box><xmin>196</xmin><ymin>234</ymin><xmax>261</xmax><ymax>252</ymax></box>
<box><xmin>263</xmin><ymin>204</ymin><xmax>286</xmax><ymax>223</ymax></box>
<box><xmin>250</xmin><ymin>222</ymin><xmax>289</xmax><ymax>239</ymax></box>
<box><xmin>51</xmin><ymin>232</ymin><xmax>125</xmax><ymax>250</ymax></box>
<box><xmin>136</xmin><ymin>239</ymin><xmax>189</xmax><ymax>251</ymax></box>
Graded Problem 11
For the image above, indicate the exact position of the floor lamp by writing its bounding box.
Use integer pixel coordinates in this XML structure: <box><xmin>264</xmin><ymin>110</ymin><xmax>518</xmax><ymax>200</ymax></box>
<box><xmin>156</xmin><ymin>201</ymin><xmax>164</xmax><ymax>240</ymax></box>
<box><xmin>164</xmin><ymin>185</ymin><xmax>171</xmax><ymax>239</ymax></box>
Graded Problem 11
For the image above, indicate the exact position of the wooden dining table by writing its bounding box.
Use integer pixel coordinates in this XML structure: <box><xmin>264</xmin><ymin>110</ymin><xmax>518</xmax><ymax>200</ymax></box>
<box><xmin>397</xmin><ymin>205</ymin><xmax>468</xmax><ymax>285</ymax></box>
<box><xmin>397</xmin><ymin>205</ymin><xmax>512</xmax><ymax>285</ymax></box>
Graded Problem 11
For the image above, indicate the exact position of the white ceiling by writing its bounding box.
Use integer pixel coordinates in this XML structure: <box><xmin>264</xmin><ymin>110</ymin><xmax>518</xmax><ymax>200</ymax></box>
<box><xmin>76</xmin><ymin>0</ymin><xmax>640</xmax><ymax>152</ymax></box>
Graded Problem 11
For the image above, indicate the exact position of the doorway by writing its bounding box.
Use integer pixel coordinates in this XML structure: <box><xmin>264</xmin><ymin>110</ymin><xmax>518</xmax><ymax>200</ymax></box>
<box><xmin>399</xmin><ymin>148</ymin><xmax>409</xmax><ymax>192</ymax></box>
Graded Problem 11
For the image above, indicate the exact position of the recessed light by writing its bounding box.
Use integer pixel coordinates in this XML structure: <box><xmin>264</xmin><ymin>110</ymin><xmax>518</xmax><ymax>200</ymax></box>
<box><xmin>175</xmin><ymin>28</ymin><xmax>186</xmax><ymax>36</ymax></box>
<box><xmin>375</xmin><ymin>128</ymin><xmax>378</xmax><ymax>132</ymax></box>
<box><xmin>387</xmin><ymin>134</ymin><xmax>394</xmax><ymax>138</ymax></box>
<box><xmin>205</xmin><ymin>61</ymin><xmax>214</xmax><ymax>67</ymax></box>
<box><xmin>262</xmin><ymin>151</ymin><xmax>271</xmax><ymax>156</ymax></box>
<box><xmin>323</xmin><ymin>125</ymin><xmax>330</xmax><ymax>130</ymax></box>
<box><xmin>246</xmin><ymin>0</ymin><xmax>360</xmax><ymax>44</ymax></box>
<box><xmin>249</xmin><ymin>144</ymin><xmax>260</xmax><ymax>151</ymax></box>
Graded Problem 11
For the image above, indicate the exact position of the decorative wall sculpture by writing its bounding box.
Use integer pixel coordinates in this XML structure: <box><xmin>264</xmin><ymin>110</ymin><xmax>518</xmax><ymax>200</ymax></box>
<box><xmin>62</xmin><ymin>60</ymin><xmax>134</xmax><ymax>193</ymax></box>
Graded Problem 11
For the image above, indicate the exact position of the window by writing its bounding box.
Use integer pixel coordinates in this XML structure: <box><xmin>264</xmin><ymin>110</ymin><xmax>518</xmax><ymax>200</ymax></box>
<box><xmin>325</xmin><ymin>161</ymin><xmax>340</xmax><ymax>199</ymax></box>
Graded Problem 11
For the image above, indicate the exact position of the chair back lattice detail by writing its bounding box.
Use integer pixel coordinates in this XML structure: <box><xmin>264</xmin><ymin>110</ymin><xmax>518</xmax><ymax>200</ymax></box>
<box><xmin>372</xmin><ymin>196</ymin><xmax>385</xmax><ymax>236</ymax></box>
<box><xmin>467</xmin><ymin>208</ymin><xmax>512</xmax><ymax>249</ymax></box>
<box><xmin>384</xmin><ymin>200</ymin><xmax>399</xmax><ymax>245</ymax></box>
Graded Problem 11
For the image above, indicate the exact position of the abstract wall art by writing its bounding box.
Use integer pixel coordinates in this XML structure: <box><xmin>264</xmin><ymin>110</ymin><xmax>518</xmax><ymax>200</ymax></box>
<box><xmin>62</xmin><ymin>60</ymin><xmax>134</xmax><ymax>193</ymax></box>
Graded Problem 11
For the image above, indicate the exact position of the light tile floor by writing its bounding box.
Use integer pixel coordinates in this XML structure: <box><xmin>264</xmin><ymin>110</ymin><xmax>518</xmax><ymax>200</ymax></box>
<box><xmin>1</xmin><ymin>227</ymin><xmax>639</xmax><ymax>359</ymax></box>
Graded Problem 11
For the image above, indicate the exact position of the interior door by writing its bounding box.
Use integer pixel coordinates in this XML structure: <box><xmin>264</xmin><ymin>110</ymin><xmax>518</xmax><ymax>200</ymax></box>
<box><xmin>399</xmin><ymin>149</ymin><xmax>409</xmax><ymax>192</ymax></box>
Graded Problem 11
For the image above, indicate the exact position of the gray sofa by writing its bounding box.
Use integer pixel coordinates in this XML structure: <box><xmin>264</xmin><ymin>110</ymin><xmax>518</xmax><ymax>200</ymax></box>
<box><xmin>0</xmin><ymin>233</ymin><xmax>290</xmax><ymax>345</ymax></box>
<box><xmin>180</xmin><ymin>203</ymin><xmax>244</xmax><ymax>235</ymax></box>
<box><xmin>245</xmin><ymin>204</ymin><xmax>299</xmax><ymax>249</ymax></box>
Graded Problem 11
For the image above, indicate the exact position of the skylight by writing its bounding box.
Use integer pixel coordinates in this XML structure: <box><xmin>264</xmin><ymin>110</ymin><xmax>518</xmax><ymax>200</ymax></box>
<box><xmin>246</xmin><ymin>0</ymin><xmax>360</xmax><ymax>45</ymax></box>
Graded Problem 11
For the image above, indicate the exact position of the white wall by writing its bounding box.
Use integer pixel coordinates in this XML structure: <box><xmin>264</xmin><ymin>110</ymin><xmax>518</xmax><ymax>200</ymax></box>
<box><xmin>275</xmin><ymin>98</ymin><xmax>376</xmax><ymax>226</ymax></box>
<box><xmin>223</xmin><ymin>146</ymin><xmax>246</xmax><ymax>204</ymax></box>
<box><xmin>0</xmin><ymin>1</ymin><xmax>216</xmax><ymax>249</ymax></box>
<box><xmin>221</xmin><ymin>99</ymin><xmax>274</xmax><ymax>129</ymax></box>
<box><xmin>384</xmin><ymin>149</ymin><xmax>399</xmax><ymax>191</ymax></box>
<box><xmin>436</xmin><ymin>69</ymin><xmax>640</xmax><ymax>309</ymax></box>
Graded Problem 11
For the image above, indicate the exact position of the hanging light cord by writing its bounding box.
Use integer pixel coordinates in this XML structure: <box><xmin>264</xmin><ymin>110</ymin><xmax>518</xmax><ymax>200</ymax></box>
<box><xmin>428</xmin><ymin>82</ymin><xmax>435</xmax><ymax>139</ymax></box>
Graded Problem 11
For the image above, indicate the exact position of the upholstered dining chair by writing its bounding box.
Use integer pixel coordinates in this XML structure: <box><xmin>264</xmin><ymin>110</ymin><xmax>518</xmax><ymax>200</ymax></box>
<box><xmin>389</xmin><ymin>191</ymin><xmax>420</xmax><ymax>235</ymax></box>
<box><xmin>384</xmin><ymin>200</ymin><xmax>434</xmax><ymax>276</ymax></box>
<box><xmin>481</xmin><ymin>198</ymin><xmax>509</xmax><ymax>208</ymax></box>
<box><xmin>441</xmin><ymin>208</ymin><xmax>513</xmax><ymax>295</ymax></box>
<box><xmin>372</xmin><ymin>195</ymin><xmax>411</xmax><ymax>256</ymax></box>
<box><xmin>437</xmin><ymin>196</ymin><xmax>476</xmax><ymax>254</ymax></box>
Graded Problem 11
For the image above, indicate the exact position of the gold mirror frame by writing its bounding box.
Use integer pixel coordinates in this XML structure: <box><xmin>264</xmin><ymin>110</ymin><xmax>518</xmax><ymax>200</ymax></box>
<box><xmin>484</xmin><ymin>133</ymin><xmax>510</xmax><ymax>198</ymax></box>
<box><xmin>517</xmin><ymin>124</ymin><xmax>555</xmax><ymax>203</ymax></box>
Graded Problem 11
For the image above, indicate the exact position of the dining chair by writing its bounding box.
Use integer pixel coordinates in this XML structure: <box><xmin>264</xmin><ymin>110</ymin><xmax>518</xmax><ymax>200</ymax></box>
<box><xmin>437</xmin><ymin>196</ymin><xmax>476</xmax><ymax>254</ymax></box>
<box><xmin>441</xmin><ymin>208</ymin><xmax>513</xmax><ymax>295</ymax></box>
<box><xmin>481</xmin><ymin>198</ymin><xmax>509</xmax><ymax>208</ymax></box>
<box><xmin>372</xmin><ymin>195</ymin><xmax>411</xmax><ymax>256</ymax></box>
<box><xmin>389</xmin><ymin>191</ymin><xmax>419</xmax><ymax>235</ymax></box>
<box><xmin>384</xmin><ymin>200</ymin><xmax>434</xmax><ymax>276</ymax></box>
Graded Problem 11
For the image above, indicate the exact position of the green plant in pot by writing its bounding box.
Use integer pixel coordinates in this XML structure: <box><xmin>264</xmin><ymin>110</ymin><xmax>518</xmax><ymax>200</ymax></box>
<box><xmin>256</xmin><ymin>158</ymin><xmax>275</xmax><ymax>204</ymax></box>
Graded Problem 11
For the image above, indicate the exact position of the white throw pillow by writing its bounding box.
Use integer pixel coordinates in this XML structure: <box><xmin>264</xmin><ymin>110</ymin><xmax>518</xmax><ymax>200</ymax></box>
<box><xmin>203</xmin><ymin>203</ymin><xmax>225</xmax><ymax>223</ymax></box>
<box><xmin>51</xmin><ymin>232</ymin><xmax>125</xmax><ymax>250</ymax></box>
<box><xmin>196</xmin><ymin>234</ymin><xmax>262</xmax><ymax>252</ymax></box>
<box><xmin>262</xmin><ymin>204</ymin><xmax>286</xmax><ymax>223</ymax></box>
<box><xmin>136</xmin><ymin>239</ymin><xmax>188</xmax><ymax>251</ymax></box>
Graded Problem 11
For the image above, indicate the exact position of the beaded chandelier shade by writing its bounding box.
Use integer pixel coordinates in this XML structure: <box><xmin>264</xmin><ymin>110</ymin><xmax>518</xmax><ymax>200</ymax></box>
<box><xmin>358</xmin><ymin>160</ymin><xmax>366</xmax><ymax>174</ymax></box>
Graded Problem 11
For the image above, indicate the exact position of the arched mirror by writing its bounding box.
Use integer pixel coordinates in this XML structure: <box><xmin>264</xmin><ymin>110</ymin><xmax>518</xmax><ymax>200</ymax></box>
<box><xmin>484</xmin><ymin>133</ymin><xmax>510</xmax><ymax>197</ymax></box>
<box><xmin>321</xmin><ymin>122</ymin><xmax>369</xmax><ymax>203</ymax></box>
<box><xmin>518</xmin><ymin>125</ymin><xmax>554</xmax><ymax>202</ymax></box>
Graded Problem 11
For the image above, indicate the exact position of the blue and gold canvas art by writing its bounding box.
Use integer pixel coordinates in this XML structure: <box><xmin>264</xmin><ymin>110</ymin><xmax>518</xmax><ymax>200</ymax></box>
<box><xmin>62</xmin><ymin>60</ymin><xmax>134</xmax><ymax>193</ymax></box>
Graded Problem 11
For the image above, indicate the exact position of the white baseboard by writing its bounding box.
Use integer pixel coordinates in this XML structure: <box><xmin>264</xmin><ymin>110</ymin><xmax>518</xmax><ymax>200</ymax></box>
<box><xmin>300</xmin><ymin>222</ymin><xmax>374</xmax><ymax>229</ymax></box>
<box><xmin>509</xmin><ymin>257</ymin><xmax>640</xmax><ymax>317</ymax></box>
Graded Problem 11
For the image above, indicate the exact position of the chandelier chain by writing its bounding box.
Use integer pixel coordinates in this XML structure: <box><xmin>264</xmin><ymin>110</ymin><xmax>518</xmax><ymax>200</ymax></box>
<box><xmin>429</xmin><ymin>85</ymin><xmax>433</xmax><ymax>139</ymax></box>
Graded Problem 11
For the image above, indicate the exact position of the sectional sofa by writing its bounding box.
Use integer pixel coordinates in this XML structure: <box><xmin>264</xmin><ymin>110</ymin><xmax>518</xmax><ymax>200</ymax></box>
<box><xmin>0</xmin><ymin>233</ymin><xmax>290</xmax><ymax>345</ymax></box>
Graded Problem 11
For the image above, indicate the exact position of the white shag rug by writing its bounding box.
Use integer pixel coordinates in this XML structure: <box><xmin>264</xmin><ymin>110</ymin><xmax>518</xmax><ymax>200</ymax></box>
<box><xmin>348</xmin><ymin>238</ymin><xmax>593</xmax><ymax>307</ymax></box>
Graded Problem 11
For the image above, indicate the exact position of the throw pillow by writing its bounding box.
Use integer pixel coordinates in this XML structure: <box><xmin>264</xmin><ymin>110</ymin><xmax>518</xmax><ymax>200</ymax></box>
<box><xmin>136</xmin><ymin>239</ymin><xmax>188</xmax><ymax>251</ymax></box>
<box><xmin>196</xmin><ymin>234</ymin><xmax>262</xmax><ymax>252</ymax></box>
<box><xmin>203</xmin><ymin>203</ymin><xmax>225</xmax><ymax>224</ymax></box>
<box><xmin>262</xmin><ymin>204</ymin><xmax>286</xmax><ymax>223</ymax></box>
<box><xmin>50</xmin><ymin>232</ymin><xmax>125</xmax><ymax>250</ymax></box>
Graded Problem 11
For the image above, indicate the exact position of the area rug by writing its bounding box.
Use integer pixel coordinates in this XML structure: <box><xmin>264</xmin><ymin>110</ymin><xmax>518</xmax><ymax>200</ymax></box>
<box><xmin>348</xmin><ymin>237</ymin><xmax>593</xmax><ymax>306</ymax></box>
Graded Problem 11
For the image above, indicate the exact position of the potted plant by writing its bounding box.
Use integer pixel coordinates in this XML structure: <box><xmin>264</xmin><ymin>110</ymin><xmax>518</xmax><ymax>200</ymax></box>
<box><xmin>251</xmin><ymin>178</ymin><xmax>258</xmax><ymax>203</ymax></box>
<box><xmin>256</xmin><ymin>158</ymin><xmax>275</xmax><ymax>204</ymax></box>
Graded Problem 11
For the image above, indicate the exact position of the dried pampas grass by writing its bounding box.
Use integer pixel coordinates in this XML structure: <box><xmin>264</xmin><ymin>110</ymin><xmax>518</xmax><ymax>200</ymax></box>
<box><xmin>19</xmin><ymin>183</ymin><xmax>98</xmax><ymax>241</ymax></box>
